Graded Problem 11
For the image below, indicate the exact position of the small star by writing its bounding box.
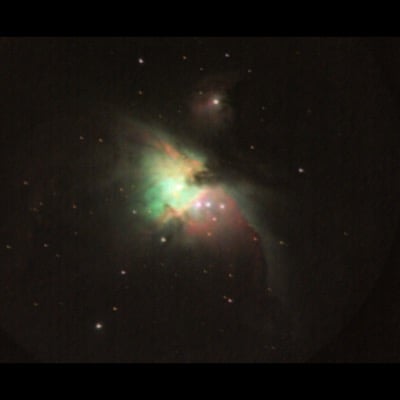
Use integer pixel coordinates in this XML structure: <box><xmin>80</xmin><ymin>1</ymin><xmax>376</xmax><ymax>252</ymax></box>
<box><xmin>250</xmin><ymin>145</ymin><xmax>255</xmax><ymax>150</ymax></box>
<box><xmin>95</xmin><ymin>322</ymin><xmax>103</xmax><ymax>330</ymax></box>
<box><xmin>33</xmin><ymin>302</ymin><xmax>39</xmax><ymax>307</ymax></box>
<box><xmin>212</xmin><ymin>98</ymin><xmax>220</xmax><ymax>105</ymax></box>
<box><xmin>138</xmin><ymin>90</ymin><xmax>144</xmax><ymax>95</ymax></box>
<box><xmin>199</xmin><ymin>67</ymin><xmax>204</xmax><ymax>72</ymax></box>
<box><xmin>5</xmin><ymin>244</ymin><xmax>12</xmax><ymax>250</ymax></box>
<box><xmin>112</xmin><ymin>306</ymin><xmax>118</xmax><ymax>312</ymax></box>
<box><xmin>98</xmin><ymin>138</ymin><xmax>104</xmax><ymax>143</ymax></box>
<box><xmin>72</xmin><ymin>203</ymin><xmax>77</xmax><ymax>209</ymax></box>
<box><xmin>79</xmin><ymin>136</ymin><xmax>85</xmax><ymax>141</ymax></box>
<box><xmin>247</xmin><ymin>68</ymin><xmax>253</xmax><ymax>73</ymax></box>
<box><xmin>279</xmin><ymin>240</ymin><xmax>288</xmax><ymax>246</ymax></box>
<box><xmin>43</xmin><ymin>243</ymin><xmax>49</xmax><ymax>248</ymax></box>
<box><xmin>132</xmin><ymin>209</ymin><xmax>137</xmax><ymax>215</ymax></box>
<box><xmin>298</xmin><ymin>167</ymin><xmax>305</xmax><ymax>174</ymax></box>
<box><xmin>138</xmin><ymin>57</ymin><xmax>144</xmax><ymax>64</ymax></box>
<box><xmin>23</xmin><ymin>180</ymin><xmax>29</xmax><ymax>186</ymax></box>
<box><xmin>205</xmin><ymin>201</ymin><xmax>211</xmax><ymax>208</ymax></box>
<box><xmin>160</xmin><ymin>236</ymin><xmax>167</xmax><ymax>243</ymax></box>
<box><xmin>224</xmin><ymin>52</ymin><xmax>231</xmax><ymax>58</ymax></box>
<box><xmin>219</xmin><ymin>203</ymin><xmax>225</xmax><ymax>209</ymax></box>
<box><xmin>182</xmin><ymin>55</ymin><xmax>188</xmax><ymax>61</ymax></box>
<box><xmin>120</xmin><ymin>269</ymin><xmax>127</xmax><ymax>275</ymax></box>
<box><xmin>344</xmin><ymin>231</ymin><xmax>350</xmax><ymax>236</ymax></box>
<box><xmin>55</xmin><ymin>253</ymin><xmax>61</xmax><ymax>258</ymax></box>
<box><xmin>223</xmin><ymin>295</ymin><xmax>234</xmax><ymax>304</ymax></box>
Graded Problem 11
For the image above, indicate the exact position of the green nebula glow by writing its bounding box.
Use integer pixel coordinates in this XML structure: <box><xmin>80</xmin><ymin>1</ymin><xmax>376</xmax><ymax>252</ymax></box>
<box><xmin>140</xmin><ymin>144</ymin><xmax>205</xmax><ymax>220</ymax></box>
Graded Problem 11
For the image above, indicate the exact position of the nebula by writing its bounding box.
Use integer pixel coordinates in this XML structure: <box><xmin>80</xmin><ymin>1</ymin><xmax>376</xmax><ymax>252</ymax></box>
<box><xmin>114</xmin><ymin>119</ymin><xmax>271</xmax><ymax>304</ymax></box>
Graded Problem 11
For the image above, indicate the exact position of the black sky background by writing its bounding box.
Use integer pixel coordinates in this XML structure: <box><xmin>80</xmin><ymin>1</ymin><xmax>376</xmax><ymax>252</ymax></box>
<box><xmin>1</xmin><ymin>37</ymin><xmax>400</xmax><ymax>362</ymax></box>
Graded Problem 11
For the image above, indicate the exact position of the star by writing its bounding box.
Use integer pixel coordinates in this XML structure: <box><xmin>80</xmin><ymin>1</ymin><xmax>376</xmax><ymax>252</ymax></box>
<box><xmin>95</xmin><ymin>322</ymin><xmax>103</xmax><ymax>330</ymax></box>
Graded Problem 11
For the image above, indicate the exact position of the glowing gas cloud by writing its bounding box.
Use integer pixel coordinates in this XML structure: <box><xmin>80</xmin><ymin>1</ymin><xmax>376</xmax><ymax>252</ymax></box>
<box><xmin>130</xmin><ymin>127</ymin><xmax>264</xmax><ymax>256</ymax></box>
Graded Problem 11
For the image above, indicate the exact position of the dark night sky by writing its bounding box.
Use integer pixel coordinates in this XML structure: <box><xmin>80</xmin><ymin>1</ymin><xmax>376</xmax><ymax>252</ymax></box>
<box><xmin>1</xmin><ymin>37</ymin><xmax>400</xmax><ymax>363</ymax></box>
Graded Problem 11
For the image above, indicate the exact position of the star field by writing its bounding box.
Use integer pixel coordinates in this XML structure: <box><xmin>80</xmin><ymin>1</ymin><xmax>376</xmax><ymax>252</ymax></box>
<box><xmin>1</xmin><ymin>37</ymin><xmax>398</xmax><ymax>362</ymax></box>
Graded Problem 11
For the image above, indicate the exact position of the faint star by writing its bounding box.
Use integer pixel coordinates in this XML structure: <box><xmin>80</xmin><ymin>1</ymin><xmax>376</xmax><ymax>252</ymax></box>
<box><xmin>95</xmin><ymin>322</ymin><xmax>103</xmax><ymax>330</ymax></box>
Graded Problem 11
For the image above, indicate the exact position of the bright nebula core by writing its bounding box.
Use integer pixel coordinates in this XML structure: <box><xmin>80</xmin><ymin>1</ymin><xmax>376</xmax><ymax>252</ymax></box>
<box><xmin>133</xmin><ymin>130</ymin><xmax>263</xmax><ymax>252</ymax></box>
<box><xmin>140</xmin><ymin>136</ymin><xmax>206</xmax><ymax>221</ymax></box>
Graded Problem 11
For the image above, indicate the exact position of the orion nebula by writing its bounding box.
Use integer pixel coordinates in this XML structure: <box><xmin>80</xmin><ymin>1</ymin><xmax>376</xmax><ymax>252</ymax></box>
<box><xmin>2</xmin><ymin>38</ymin><xmax>398</xmax><ymax>363</ymax></box>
